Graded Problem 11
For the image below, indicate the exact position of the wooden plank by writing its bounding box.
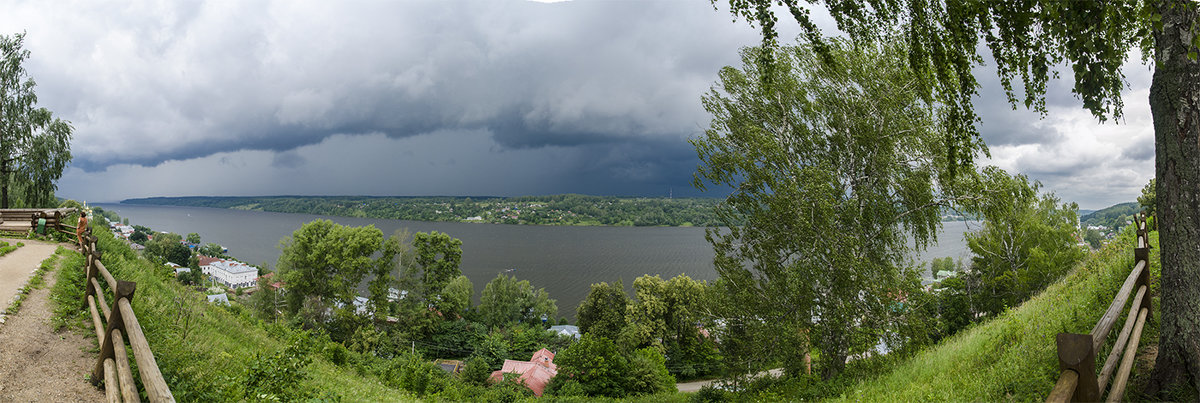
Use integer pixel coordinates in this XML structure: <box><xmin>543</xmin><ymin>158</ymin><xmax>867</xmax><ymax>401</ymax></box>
<box><xmin>118</xmin><ymin>298</ymin><xmax>175</xmax><ymax>402</ymax></box>
<box><xmin>1046</xmin><ymin>369</ymin><xmax>1078</xmax><ymax>403</ymax></box>
<box><xmin>92</xmin><ymin>277</ymin><xmax>111</xmax><ymax>319</ymax></box>
<box><xmin>1097</xmin><ymin>285</ymin><xmax>1147</xmax><ymax>392</ymax></box>
<box><xmin>91</xmin><ymin>282</ymin><xmax>133</xmax><ymax>385</ymax></box>
<box><xmin>1091</xmin><ymin>260</ymin><xmax>1145</xmax><ymax>351</ymax></box>
<box><xmin>110</xmin><ymin>329</ymin><xmax>141</xmax><ymax>403</ymax></box>
<box><xmin>95</xmin><ymin>260</ymin><xmax>118</xmax><ymax>294</ymax></box>
<box><xmin>87</xmin><ymin>295</ymin><xmax>105</xmax><ymax>343</ymax></box>
<box><xmin>103</xmin><ymin>358</ymin><xmax>120</xmax><ymax>403</ymax></box>
<box><xmin>1106</xmin><ymin>308</ymin><xmax>1149</xmax><ymax>403</ymax></box>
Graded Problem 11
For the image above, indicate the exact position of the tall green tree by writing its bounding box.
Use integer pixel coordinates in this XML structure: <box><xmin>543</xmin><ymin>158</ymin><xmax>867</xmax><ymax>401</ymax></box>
<box><xmin>694</xmin><ymin>40</ymin><xmax>958</xmax><ymax>378</ymax></box>
<box><xmin>623</xmin><ymin>274</ymin><xmax>717</xmax><ymax>379</ymax></box>
<box><xmin>576</xmin><ymin>280</ymin><xmax>630</xmax><ymax>341</ymax></box>
<box><xmin>0</xmin><ymin>32</ymin><xmax>72</xmax><ymax>208</ymax></box>
<box><xmin>1139</xmin><ymin>178</ymin><xmax>1156</xmax><ymax>218</ymax></box>
<box><xmin>277</xmin><ymin>220</ymin><xmax>388</xmax><ymax>314</ymax></box>
<box><xmin>440</xmin><ymin>275</ymin><xmax>473</xmax><ymax>319</ymax></box>
<box><xmin>367</xmin><ymin>231</ymin><xmax>405</xmax><ymax>320</ymax></box>
<box><xmin>716</xmin><ymin>0</ymin><xmax>1200</xmax><ymax>392</ymax></box>
<box><xmin>478</xmin><ymin>273</ymin><xmax>557</xmax><ymax>328</ymax></box>
<box><xmin>186</xmin><ymin>232</ymin><xmax>201</xmax><ymax>245</ymax></box>
<box><xmin>413</xmin><ymin>231</ymin><xmax>463</xmax><ymax>307</ymax></box>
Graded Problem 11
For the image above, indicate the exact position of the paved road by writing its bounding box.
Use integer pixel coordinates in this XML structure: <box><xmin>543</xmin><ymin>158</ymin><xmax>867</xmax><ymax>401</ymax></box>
<box><xmin>0</xmin><ymin>238</ymin><xmax>62</xmax><ymax>310</ymax></box>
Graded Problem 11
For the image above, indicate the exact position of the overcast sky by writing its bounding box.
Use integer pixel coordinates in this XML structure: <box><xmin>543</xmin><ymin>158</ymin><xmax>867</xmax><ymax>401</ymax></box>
<box><xmin>3</xmin><ymin>0</ymin><xmax>1152</xmax><ymax>209</ymax></box>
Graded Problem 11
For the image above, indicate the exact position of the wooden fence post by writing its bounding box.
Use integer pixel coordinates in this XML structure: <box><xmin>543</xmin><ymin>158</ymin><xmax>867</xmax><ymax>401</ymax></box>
<box><xmin>91</xmin><ymin>281</ymin><xmax>136</xmax><ymax>385</ymax></box>
<box><xmin>1056</xmin><ymin>333</ymin><xmax>1100</xmax><ymax>401</ymax></box>
<box><xmin>1134</xmin><ymin>220</ymin><xmax>1153</xmax><ymax>322</ymax></box>
<box><xmin>83</xmin><ymin>246</ymin><xmax>96</xmax><ymax>310</ymax></box>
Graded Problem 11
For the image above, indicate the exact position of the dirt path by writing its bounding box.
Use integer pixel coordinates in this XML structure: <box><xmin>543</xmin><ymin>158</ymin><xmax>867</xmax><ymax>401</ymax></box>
<box><xmin>0</xmin><ymin>238</ymin><xmax>62</xmax><ymax>309</ymax></box>
<box><xmin>0</xmin><ymin>242</ymin><xmax>103</xmax><ymax>401</ymax></box>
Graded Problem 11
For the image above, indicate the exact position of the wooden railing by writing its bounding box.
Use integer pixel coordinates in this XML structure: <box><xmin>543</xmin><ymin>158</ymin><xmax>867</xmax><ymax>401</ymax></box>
<box><xmin>55</xmin><ymin>223</ymin><xmax>175</xmax><ymax>402</ymax></box>
<box><xmin>1046</xmin><ymin>214</ymin><xmax>1152</xmax><ymax>403</ymax></box>
<box><xmin>0</xmin><ymin>207</ymin><xmax>76</xmax><ymax>233</ymax></box>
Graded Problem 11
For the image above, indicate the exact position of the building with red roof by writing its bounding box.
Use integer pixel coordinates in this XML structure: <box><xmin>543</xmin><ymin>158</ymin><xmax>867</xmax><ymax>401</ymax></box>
<box><xmin>489</xmin><ymin>348</ymin><xmax>557</xmax><ymax>396</ymax></box>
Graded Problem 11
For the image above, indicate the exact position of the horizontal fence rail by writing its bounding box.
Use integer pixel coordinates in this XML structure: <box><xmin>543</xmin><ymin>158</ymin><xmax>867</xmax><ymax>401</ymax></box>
<box><xmin>0</xmin><ymin>208</ymin><xmax>75</xmax><ymax>234</ymax></box>
<box><xmin>1047</xmin><ymin>214</ymin><xmax>1153</xmax><ymax>403</ymax></box>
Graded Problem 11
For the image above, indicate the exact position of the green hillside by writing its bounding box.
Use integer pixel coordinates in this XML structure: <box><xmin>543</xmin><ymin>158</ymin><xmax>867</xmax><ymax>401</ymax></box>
<box><xmin>51</xmin><ymin>221</ymin><xmax>416</xmax><ymax>401</ymax></box>
<box><xmin>1081</xmin><ymin>202</ymin><xmax>1140</xmax><ymax>229</ymax></box>
<box><xmin>835</xmin><ymin>225</ymin><xmax>1159</xmax><ymax>401</ymax></box>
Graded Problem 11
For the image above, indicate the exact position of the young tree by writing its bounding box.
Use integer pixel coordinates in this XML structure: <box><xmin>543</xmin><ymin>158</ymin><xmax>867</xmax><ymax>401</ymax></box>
<box><xmin>623</xmin><ymin>274</ymin><xmax>717</xmax><ymax>378</ymax></box>
<box><xmin>1085</xmin><ymin>229</ymin><xmax>1105</xmax><ymax>249</ymax></box>
<box><xmin>440</xmin><ymin>275</ymin><xmax>474</xmax><ymax>319</ymax></box>
<box><xmin>0</xmin><ymin>33</ymin><xmax>73</xmax><ymax>208</ymax></box>
<box><xmin>963</xmin><ymin>168</ymin><xmax>1086</xmax><ymax>316</ymax></box>
<box><xmin>413</xmin><ymin>231</ymin><xmax>463</xmax><ymax>307</ymax></box>
<box><xmin>715</xmin><ymin>0</ymin><xmax>1200</xmax><ymax>392</ymax></box>
<box><xmin>576</xmin><ymin>280</ymin><xmax>630</xmax><ymax>341</ymax></box>
<box><xmin>198</xmin><ymin>243</ymin><xmax>228</xmax><ymax>258</ymax></box>
<box><xmin>478</xmin><ymin>273</ymin><xmax>557</xmax><ymax>329</ymax></box>
<box><xmin>1139</xmin><ymin>178</ymin><xmax>1156</xmax><ymax>218</ymax></box>
<box><xmin>694</xmin><ymin>40</ymin><xmax>959</xmax><ymax>378</ymax></box>
<box><xmin>367</xmin><ymin>232</ymin><xmax>405</xmax><ymax>320</ymax></box>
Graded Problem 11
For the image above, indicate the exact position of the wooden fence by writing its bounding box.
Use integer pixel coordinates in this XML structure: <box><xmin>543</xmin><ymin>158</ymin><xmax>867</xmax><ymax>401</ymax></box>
<box><xmin>0</xmin><ymin>208</ymin><xmax>76</xmax><ymax>233</ymax></box>
<box><xmin>1046</xmin><ymin>214</ymin><xmax>1152</xmax><ymax>403</ymax></box>
<box><xmin>53</xmin><ymin>220</ymin><xmax>175</xmax><ymax>402</ymax></box>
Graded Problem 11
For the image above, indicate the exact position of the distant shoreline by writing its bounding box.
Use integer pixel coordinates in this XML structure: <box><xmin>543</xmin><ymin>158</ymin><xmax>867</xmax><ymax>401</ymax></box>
<box><xmin>121</xmin><ymin>195</ymin><xmax>976</xmax><ymax>227</ymax></box>
<box><xmin>121</xmin><ymin>195</ymin><xmax>723</xmax><ymax>228</ymax></box>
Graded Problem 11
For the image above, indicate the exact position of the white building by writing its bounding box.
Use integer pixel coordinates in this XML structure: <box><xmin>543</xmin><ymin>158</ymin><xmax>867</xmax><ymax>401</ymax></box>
<box><xmin>200</xmin><ymin>257</ymin><xmax>257</xmax><ymax>289</ymax></box>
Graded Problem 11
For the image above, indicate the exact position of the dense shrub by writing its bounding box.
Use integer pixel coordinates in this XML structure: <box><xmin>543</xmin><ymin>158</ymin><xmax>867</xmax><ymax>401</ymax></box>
<box><xmin>548</xmin><ymin>335</ymin><xmax>675</xmax><ymax>398</ymax></box>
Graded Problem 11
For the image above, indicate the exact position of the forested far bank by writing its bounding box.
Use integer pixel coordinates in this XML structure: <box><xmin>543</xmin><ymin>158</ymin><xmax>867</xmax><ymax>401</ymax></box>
<box><xmin>121</xmin><ymin>195</ymin><xmax>976</xmax><ymax>227</ymax></box>
<box><xmin>123</xmin><ymin>195</ymin><xmax>721</xmax><ymax>227</ymax></box>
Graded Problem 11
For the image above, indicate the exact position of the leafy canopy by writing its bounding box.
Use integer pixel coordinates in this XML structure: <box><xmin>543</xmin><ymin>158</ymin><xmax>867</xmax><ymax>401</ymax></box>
<box><xmin>694</xmin><ymin>38</ymin><xmax>963</xmax><ymax>378</ymax></box>
<box><xmin>478</xmin><ymin>273</ymin><xmax>557</xmax><ymax>328</ymax></box>
<box><xmin>716</xmin><ymin>0</ymin><xmax>1158</xmax><ymax>173</ymax></box>
<box><xmin>0</xmin><ymin>32</ymin><xmax>73</xmax><ymax>208</ymax></box>
<box><xmin>277</xmin><ymin>219</ymin><xmax>395</xmax><ymax>314</ymax></box>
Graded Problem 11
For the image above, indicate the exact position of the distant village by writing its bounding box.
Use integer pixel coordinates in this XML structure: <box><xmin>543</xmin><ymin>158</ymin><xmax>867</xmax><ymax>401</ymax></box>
<box><xmin>108</xmin><ymin>222</ymin><xmax>267</xmax><ymax>303</ymax></box>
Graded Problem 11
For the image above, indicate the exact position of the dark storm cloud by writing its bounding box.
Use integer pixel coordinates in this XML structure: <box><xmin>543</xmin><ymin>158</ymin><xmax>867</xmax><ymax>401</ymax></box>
<box><xmin>6</xmin><ymin>0</ymin><xmax>1153</xmax><ymax>207</ymax></box>
<box><xmin>12</xmin><ymin>0</ymin><xmax>780</xmax><ymax>177</ymax></box>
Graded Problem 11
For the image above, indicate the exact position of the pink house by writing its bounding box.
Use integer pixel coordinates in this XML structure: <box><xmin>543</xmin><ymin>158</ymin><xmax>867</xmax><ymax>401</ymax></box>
<box><xmin>489</xmin><ymin>348</ymin><xmax>557</xmax><ymax>396</ymax></box>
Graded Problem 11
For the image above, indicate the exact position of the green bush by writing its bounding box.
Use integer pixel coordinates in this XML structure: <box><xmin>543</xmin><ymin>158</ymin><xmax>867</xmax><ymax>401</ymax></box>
<box><xmin>459</xmin><ymin>356</ymin><xmax>492</xmax><ymax>386</ymax></box>
<box><xmin>244</xmin><ymin>338</ymin><xmax>314</xmax><ymax>401</ymax></box>
<box><xmin>549</xmin><ymin>335</ymin><xmax>675</xmax><ymax>398</ymax></box>
<box><xmin>382</xmin><ymin>353</ymin><xmax>453</xmax><ymax>396</ymax></box>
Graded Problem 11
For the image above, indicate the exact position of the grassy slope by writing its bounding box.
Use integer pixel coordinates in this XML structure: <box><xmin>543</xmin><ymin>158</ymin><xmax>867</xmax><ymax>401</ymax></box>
<box><xmin>837</xmin><ymin>225</ymin><xmax>1158</xmax><ymax>401</ymax></box>
<box><xmin>51</xmin><ymin>222</ymin><xmax>414</xmax><ymax>402</ymax></box>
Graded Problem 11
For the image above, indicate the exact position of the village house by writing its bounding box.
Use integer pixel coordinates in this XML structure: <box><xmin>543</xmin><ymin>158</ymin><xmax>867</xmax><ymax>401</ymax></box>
<box><xmin>489</xmin><ymin>348</ymin><xmax>557</xmax><ymax>396</ymax></box>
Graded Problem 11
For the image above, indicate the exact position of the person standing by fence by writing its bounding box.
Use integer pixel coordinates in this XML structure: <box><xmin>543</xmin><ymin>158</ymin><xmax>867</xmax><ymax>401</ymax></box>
<box><xmin>76</xmin><ymin>211</ymin><xmax>88</xmax><ymax>248</ymax></box>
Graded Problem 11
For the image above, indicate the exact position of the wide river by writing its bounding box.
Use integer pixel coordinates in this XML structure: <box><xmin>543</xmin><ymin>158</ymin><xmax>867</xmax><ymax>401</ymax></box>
<box><xmin>95</xmin><ymin>203</ymin><xmax>977</xmax><ymax>318</ymax></box>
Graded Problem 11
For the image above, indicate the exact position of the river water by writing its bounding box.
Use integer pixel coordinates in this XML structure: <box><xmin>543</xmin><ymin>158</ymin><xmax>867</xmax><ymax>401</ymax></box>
<box><xmin>95</xmin><ymin>203</ymin><xmax>976</xmax><ymax>318</ymax></box>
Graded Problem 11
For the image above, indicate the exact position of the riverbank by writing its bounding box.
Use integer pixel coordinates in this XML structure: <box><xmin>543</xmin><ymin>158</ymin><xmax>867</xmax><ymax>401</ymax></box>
<box><xmin>122</xmin><ymin>195</ymin><xmax>723</xmax><ymax>227</ymax></box>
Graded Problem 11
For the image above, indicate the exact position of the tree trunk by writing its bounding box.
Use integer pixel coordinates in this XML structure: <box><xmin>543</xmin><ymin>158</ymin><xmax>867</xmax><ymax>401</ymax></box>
<box><xmin>0</xmin><ymin>158</ymin><xmax>8</xmax><ymax>209</ymax></box>
<box><xmin>1147</xmin><ymin>0</ymin><xmax>1200</xmax><ymax>396</ymax></box>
